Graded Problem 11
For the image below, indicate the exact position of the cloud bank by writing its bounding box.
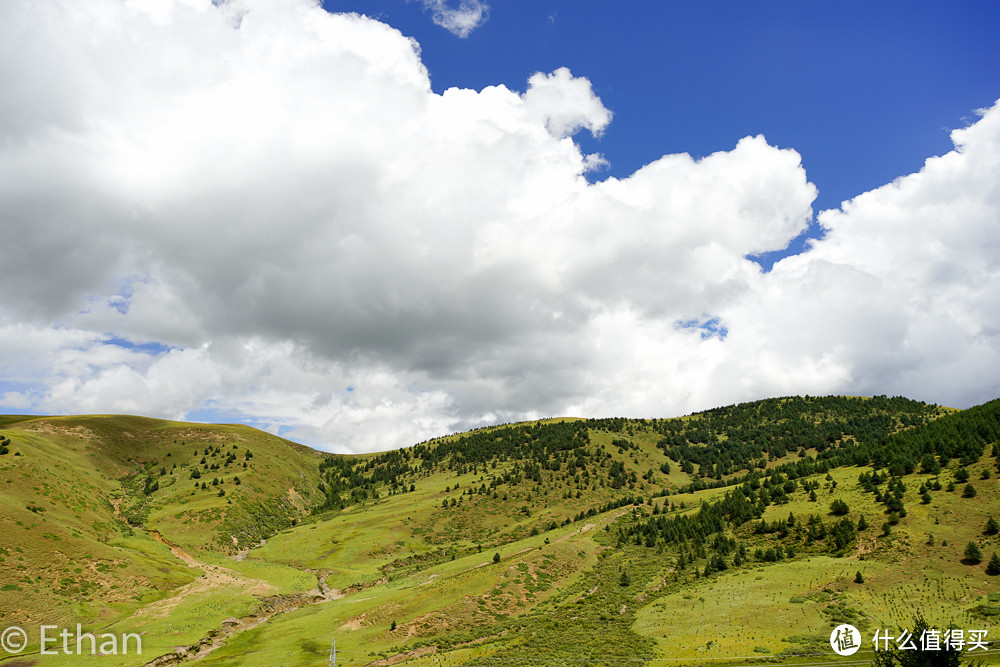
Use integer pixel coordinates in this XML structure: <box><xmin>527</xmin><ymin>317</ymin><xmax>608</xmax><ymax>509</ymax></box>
<box><xmin>1</xmin><ymin>0</ymin><xmax>998</xmax><ymax>452</ymax></box>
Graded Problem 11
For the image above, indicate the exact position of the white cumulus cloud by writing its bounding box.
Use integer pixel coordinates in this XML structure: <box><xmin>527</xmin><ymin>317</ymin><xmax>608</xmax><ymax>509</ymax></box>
<box><xmin>522</xmin><ymin>67</ymin><xmax>613</xmax><ymax>139</ymax></box>
<box><xmin>0</xmin><ymin>0</ymin><xmax>997</xmax><ymax>452</ymax></box>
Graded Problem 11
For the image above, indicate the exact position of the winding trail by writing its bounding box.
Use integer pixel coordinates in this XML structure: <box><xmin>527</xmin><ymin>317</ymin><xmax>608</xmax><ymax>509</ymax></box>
<box><xmin>137</xmin><ymin>532</ymin><xmax>344</xmax><ymax>667</ymax></box>
<box><xmin>134</xmin><ymin>530</ymin><xmax>278</xmax><ymax>623</ymax></box>
<box><xmin>109</xmin><ymin>498</ymin><xmax>344</xmax><ymax>666</ymax></box>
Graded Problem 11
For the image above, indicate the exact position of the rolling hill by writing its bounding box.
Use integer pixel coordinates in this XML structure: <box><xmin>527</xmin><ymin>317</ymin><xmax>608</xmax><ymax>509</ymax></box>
<box><xmin>0</xmin><ymin>396</ymin><xmax>998</xmax><ymax>666</ymax></box>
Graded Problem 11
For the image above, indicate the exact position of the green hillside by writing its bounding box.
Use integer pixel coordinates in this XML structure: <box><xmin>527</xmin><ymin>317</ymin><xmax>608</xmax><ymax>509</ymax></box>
<box><xmin>0</xmin><ymin>415</ymin><xmax>326</xmax><ymax>640</ymax></box>
<box><xmin>0</xmin><ymin>396</ymin><xmax>998</xmax><ymax>666</ymax></box>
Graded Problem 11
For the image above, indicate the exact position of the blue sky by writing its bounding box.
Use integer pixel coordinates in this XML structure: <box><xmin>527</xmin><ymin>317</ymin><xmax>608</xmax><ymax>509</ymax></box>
<box><xmin>1</xmin><ymin>0</ymin><xmax>999</xmax><ymax>452</ymax></box>
<box><xmin>328</xmin><ymin>0</ymin><xmax>1000</xmax><ymax>264</ymax></box>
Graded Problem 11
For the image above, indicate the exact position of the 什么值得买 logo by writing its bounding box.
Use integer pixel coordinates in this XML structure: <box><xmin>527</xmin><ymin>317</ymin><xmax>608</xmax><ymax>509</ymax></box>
<box><xmin>830</xmin><ymin>624</ymin><xmax>861</xmax><ymax>656</ymax></box>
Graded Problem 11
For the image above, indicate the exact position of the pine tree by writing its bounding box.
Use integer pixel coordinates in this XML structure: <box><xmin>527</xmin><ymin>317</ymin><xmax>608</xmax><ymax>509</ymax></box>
<box><xmin>830</xmin><ymin>499</ymin><xmax>849</xmax><ymax>515</ymax></box>
<box><xmin>920</xmin><ymin>454</ymin><xmax>941</xmax><ymax>474</ymax></box>
<box><xmin>855</xmin><ymin>571</ymin><xmax>864</xmax><ymax>584</ymax></box>
<box><xmin>964</xmin><ymin>541</ymin><xmax>982</xmax><ymax>563</ymax></box>
<box><xmin>987</xmin><ymin>552</ymin><xmax>1000</xmax><ymax>576</ymax></box>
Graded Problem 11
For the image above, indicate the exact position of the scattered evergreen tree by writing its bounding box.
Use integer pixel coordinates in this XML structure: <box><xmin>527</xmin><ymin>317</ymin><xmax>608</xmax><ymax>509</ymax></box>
<box><xmin>962</xmin><ymin>484</ymin><xmax>977</xmax><ymax>498</ymax></box>
<box><xmin>919</xmin><ymin>453</ymin><xmax>941</xmax><ymax>475</ymax></box>
<box><xmin>985</xmin><ymin>517</ymin><xmax>999</xmax><ymax>536</ymax></box>
<box><xmin>855</xmin><ymin>571</ymin><xmax>864</xmax><ymax>584</ymax></box>
<box><xmin>964</xmin><ymin>541</ymin><xmax>983</xmax><ymax>563</ymax></box>
<box><xmin>830</xmin><ymin>499</ymin><xmax>849</xmax><ymax>515</ymax></box>
<box><xmin>986</xmin><ymin>553</ymin><xmax>1000</xmax><ymax>576</ymax></box>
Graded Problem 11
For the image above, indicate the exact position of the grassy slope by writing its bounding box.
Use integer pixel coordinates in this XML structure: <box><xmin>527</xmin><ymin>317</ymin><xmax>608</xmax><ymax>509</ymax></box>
<box><xmin>634</xmin><ymin>458</ymin><xmax>1000</xmax><ymax>663</ymax></box>
<box><xmin>1</xmin><ymin>398</ymin><xmax>998</xmax><ymax>667</ymax></box>
<box><xmin>0</xmin><ymin>417</ymin><xmax>197</xmax><ymax>631</ymax></box>
<box><xmin>0</xmin><ymin>415</ymin><xmax>327</xmax><ymax>664</ymax></box>
<box><xmin>207</xmin><ymin>400</ymin><xmax>999</xmax><ymax>667</ymax></box>
<box><xmin>215</xmin><ymin>463</ymin><xmax>997</xmax><ymax>667</ymax></box>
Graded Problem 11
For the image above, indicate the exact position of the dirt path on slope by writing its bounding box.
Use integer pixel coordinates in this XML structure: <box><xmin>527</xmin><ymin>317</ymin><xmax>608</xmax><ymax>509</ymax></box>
<box><xmin>108</xmin><ymin>495</ymin><xmax>344</xmax><ymax>666</ymax></box>
<box><xmin>133</xmin><ymin>530</ymin><xmax>279</xmax><ymax>621</ymax></box>
<box><xmin>136</xmin><ymin>530</ymin><xmax>345</xmax><ymax>666</ymax></box>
